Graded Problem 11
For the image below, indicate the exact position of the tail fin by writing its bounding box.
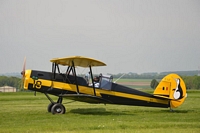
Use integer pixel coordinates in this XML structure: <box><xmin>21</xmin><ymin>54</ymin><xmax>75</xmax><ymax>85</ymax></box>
<box><xmin>153</xmin><ymin>73</ymin><xmax>187</xmax><ymax>108</ymax></box>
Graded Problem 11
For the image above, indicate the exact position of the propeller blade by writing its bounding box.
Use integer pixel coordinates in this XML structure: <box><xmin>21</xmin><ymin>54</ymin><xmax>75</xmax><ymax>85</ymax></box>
<box><xmin>21</xmin><ymin>57</ymin><xmax>26</xmax><ymax>77</ymax></box>
<box><xmin>21</xmin><ymin>57</ymin><xmax>26</xmax><ymax>91</ymax></box>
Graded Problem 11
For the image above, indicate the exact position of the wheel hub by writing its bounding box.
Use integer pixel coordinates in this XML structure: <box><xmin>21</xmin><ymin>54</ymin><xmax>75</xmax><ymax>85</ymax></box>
<box><xmin>56</xmin><ymin>107</ymin><xmax>62</xmax><ymax>113</ymax></box>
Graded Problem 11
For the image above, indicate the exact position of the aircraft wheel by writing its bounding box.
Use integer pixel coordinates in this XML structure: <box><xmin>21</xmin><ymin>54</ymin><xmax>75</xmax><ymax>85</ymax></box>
<box><xmin>47</xmin><ymin>103</ymin><xmax>55</xmax><ymax>112</ymax></box>
<box><xmin>51</xmin><ymin>103</ymin><xmax>66</xmax><ymax>114</ymax></box>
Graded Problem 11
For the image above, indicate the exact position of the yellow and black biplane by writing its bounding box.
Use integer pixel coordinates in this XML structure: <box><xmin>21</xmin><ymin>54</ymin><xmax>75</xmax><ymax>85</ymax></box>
<box><xmin>22</xmin><ymin>56</ymin><xmax>187</xmax><ymax>114</ymax></box>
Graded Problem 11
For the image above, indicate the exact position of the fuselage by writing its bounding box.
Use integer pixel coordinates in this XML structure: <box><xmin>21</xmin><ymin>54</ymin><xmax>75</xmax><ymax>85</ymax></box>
<box><xmin>24</xmin><ymin>70</ymin><xmax>170</xmax><ymax>108</ymax></box>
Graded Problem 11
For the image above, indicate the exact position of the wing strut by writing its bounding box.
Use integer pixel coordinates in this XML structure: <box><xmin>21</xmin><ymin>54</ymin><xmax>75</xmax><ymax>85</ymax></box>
<box><xmin>89</xmin><ymin>65</ymin><xmax>96</xmax><ymax>96</ymax></box>
<box><xmin>72</xmin><ymin>61</ymin><xmax>79</xmax><ymax>94</ymax></box>
<box><xmin>52</xmin><ymin>62</ymin><xmax>61</xmax><ymax>79</ymax></box>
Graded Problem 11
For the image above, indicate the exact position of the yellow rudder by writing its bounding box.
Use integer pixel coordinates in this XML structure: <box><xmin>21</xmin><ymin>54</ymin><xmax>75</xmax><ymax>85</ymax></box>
<box><xmin>153</xmin><ymin>73</ymin><xmax>187</xmax><ymax>108</ymax></box>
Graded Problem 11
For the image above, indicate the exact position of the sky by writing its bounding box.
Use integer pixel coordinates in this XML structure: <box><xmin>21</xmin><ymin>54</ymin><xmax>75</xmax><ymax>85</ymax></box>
<box><xmin>0</xmin><ymin>0</ymin><xmax>200</xmax><ymax>75</ymax></box>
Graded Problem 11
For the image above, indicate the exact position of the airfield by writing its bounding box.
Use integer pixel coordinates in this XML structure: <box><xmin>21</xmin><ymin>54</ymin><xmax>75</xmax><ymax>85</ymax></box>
<box><xmin>0</xmin><ymin>83</ymin><xmax>199</xmax><ymax>133</ymax></box>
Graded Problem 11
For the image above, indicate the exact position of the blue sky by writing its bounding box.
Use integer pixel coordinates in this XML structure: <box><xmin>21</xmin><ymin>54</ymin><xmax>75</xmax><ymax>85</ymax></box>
<box><xmin>0</xmin><ymin>0</ymin><xmax>200</xmax><ymax>74</ymax></box>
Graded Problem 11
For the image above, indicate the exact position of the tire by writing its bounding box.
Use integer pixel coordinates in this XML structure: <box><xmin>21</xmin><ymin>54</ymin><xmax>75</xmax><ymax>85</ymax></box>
<box><xmin>47</xmin><ymin>103</ymin><xmax>55</xmax><ymax>112</ymax></box>
<box><xmin>51</xmin><ymin>103</ymin><xmax>66</xmax><ymax>114</ymax></box>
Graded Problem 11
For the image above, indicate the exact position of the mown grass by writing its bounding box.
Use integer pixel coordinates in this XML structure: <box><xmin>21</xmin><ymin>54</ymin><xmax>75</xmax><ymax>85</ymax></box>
<box><xmin>113</xmin><ymin>79</ymin><xmax>152</xmax><ymax>82</ymax></box>
<box><xmin>0</xmin><ymin>90</ymin><xmax>200</xmax><ymax>133</ymax></box>
<box><xmin>115</xmin><ymin>79</ymin><xmax>152</xmax><ymax>89</ymax></box>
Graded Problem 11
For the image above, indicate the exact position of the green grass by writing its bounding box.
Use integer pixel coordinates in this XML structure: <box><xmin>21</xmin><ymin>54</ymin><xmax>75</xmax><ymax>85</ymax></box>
<box><xmin>113</xmin><ymin>79</ymin><xmax>152</xmax><ymax>82</ymax></box>
<box><xmin>0</xmin><ymin>90</ymin><xmax>200</xmax><ymax>133</ymax></box>
<box><xmin>115</xmin><ymin>78</ymin><xmax>152</xmax><ymax>89</ymax></box>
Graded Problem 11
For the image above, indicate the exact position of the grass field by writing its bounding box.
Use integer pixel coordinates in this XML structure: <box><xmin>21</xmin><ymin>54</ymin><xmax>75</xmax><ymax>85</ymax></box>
<box><xmin>0</xmin><ymin>90</ymin><xmax>200</xmax><ymax>133</ymax></box>
<box><xmin>116</xmin><ymin>78</ymin><xmax>152</xmax><ymax>89</ymax></box>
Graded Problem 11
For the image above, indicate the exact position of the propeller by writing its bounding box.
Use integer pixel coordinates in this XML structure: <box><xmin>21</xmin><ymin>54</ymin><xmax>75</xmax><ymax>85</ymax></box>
<box><xmin>21</xmin><ymin>57</ymin><xmax>26</xmax><ymax>77</ymax></box>
<box><xmin>20</xmin><ymin>57</ymin><xmax>26</xmax><ymax>90</ymax></box>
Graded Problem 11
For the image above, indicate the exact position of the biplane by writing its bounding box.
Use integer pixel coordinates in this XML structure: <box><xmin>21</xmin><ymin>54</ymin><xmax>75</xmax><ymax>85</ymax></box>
<box><xmin>22</xmin><ymin>56</ymin><xmax>187</xmax><ymax>114</ymax></box>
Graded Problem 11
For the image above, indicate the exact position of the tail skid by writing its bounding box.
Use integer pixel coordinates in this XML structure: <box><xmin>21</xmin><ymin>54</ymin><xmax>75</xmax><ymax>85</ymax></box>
<box><xmin>153</xmin><ymin>73</ymin><xmax>187</xmax><ymax>108</ymax></box>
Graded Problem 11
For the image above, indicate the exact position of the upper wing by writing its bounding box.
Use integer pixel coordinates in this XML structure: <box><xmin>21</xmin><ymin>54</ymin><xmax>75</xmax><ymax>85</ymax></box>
<box><xmin>50</xmin><ymin>56</ymin><xmax>106</xmax><ymax>67</ymax></box>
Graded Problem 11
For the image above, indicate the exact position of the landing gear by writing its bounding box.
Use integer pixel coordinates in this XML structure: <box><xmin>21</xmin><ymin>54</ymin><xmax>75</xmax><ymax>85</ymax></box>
<box><xmin>47</xmin><ymin>102</ymin><xmax>55</xmax><ymax>112</ymax></box>
<box><xmin>45</xmin><ymin>93</ymin><xmax>66</xmax><ymax>114</ymax></box>
<box><xmin>170</xmin><ymin>107</ymin><xmax>174</xmax><ymax>112</ymax></box>
<box><xmin>51</xmin><ymin>103</ymin><xmax>66</xmax><ymax>114</ymax></box>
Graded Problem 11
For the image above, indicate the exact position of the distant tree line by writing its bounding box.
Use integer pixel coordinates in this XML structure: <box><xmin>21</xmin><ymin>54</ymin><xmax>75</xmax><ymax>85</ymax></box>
<box><xmin>112</xmin><ymin>73</ymin><xmax>165</xmax><ymax>79</ymax></box>
<box><xmin>112</xmin><ymin>70</ymin><xmax>199</xmax><ymax>79</ymax></box>
<box><xmin>182</xmin><ymin>76</ymin><xmax>200</xmax><ymax>90</ymax></box>
<box><xmin>1</xmin><ymin>72</ymin><xmax>200</xmax><ymax>91</ymax></box>
<box><xmin>0</xmin><ymin>76</ymin><xmax>21</xmax><ymax>91</ymax></box>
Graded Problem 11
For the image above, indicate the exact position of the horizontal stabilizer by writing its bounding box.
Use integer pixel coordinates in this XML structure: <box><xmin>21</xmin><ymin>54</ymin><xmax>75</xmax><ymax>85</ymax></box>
<box><xmin>153</xmin><ymin>95</ymin><xmax>173</xmax><ymax>100</ymax></box>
